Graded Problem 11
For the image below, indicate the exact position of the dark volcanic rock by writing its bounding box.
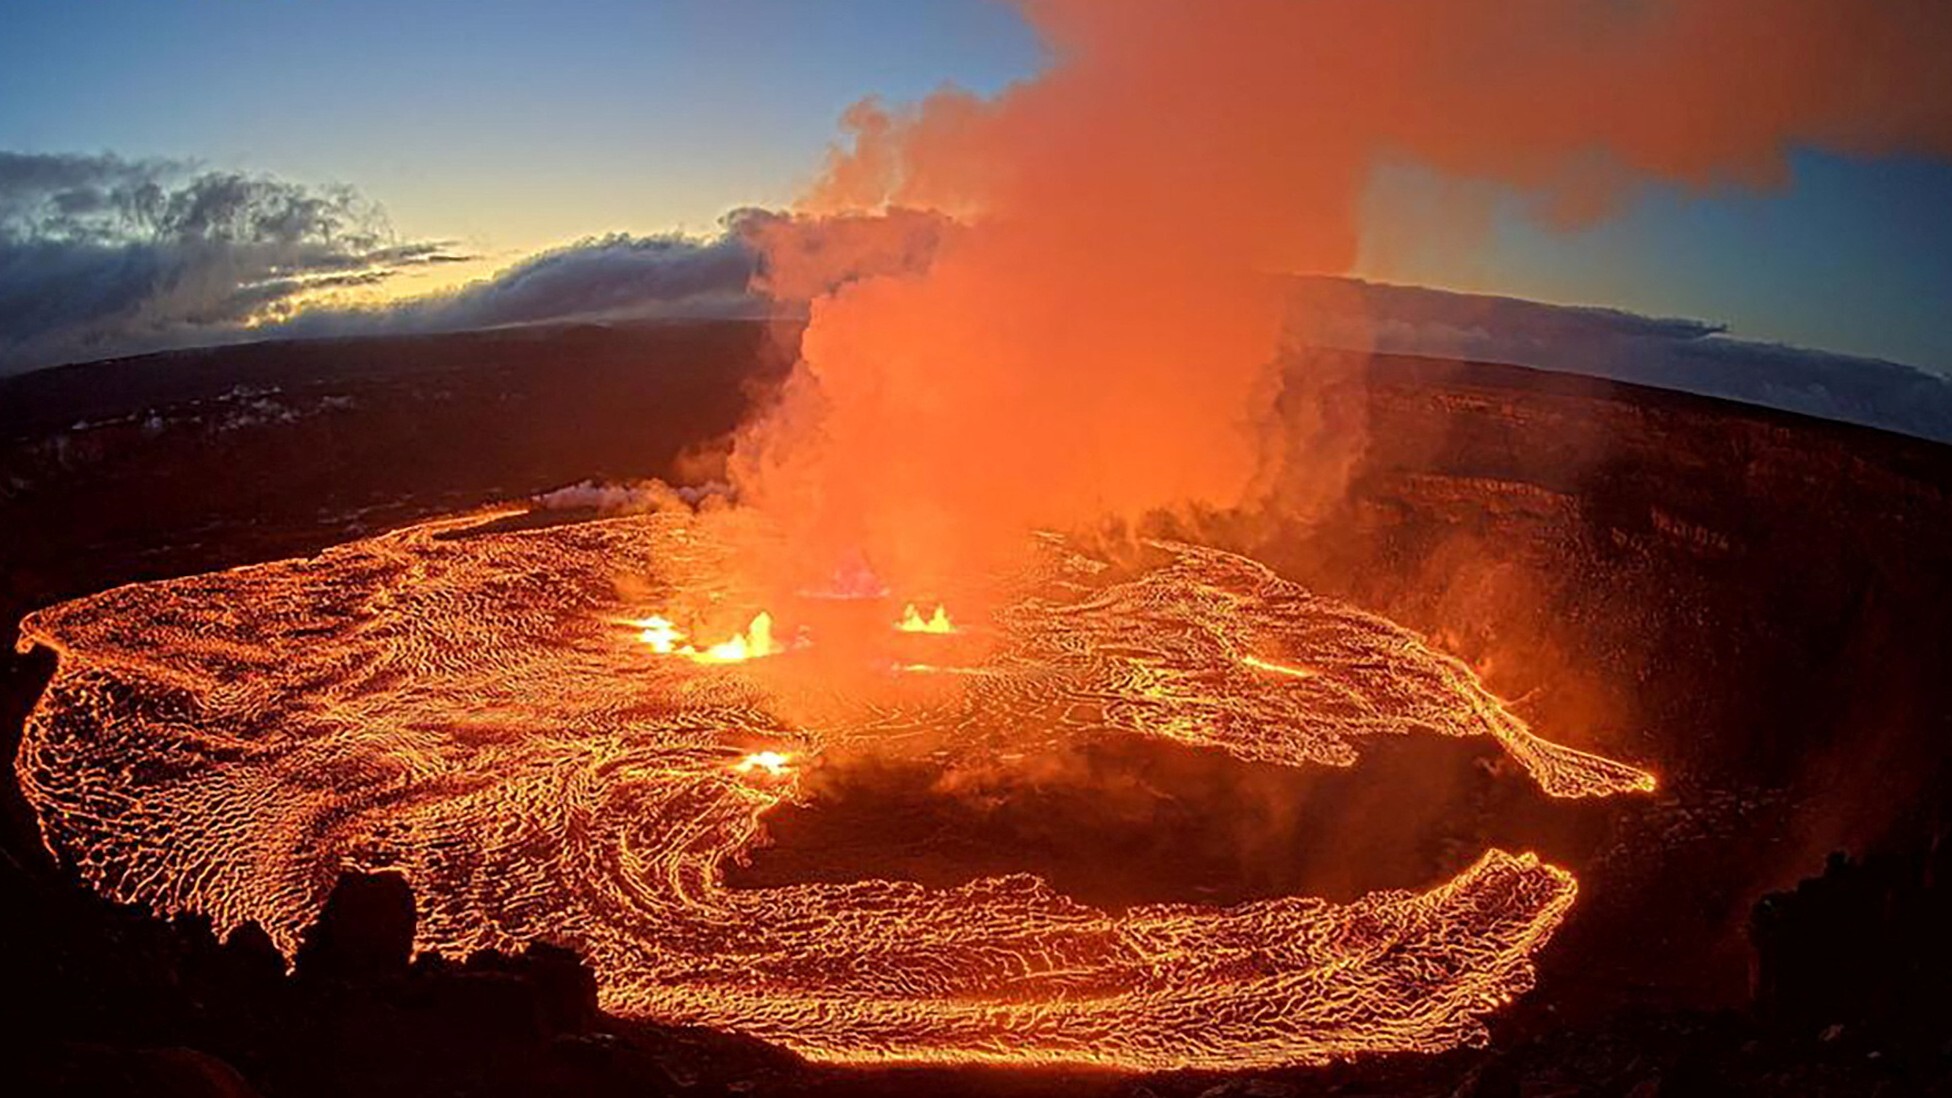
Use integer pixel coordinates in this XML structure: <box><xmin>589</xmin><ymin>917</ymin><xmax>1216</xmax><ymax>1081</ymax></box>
<box><xmin>33</xmin><ymin>1046</ymin><xmax>262</xmax><ymax>1098</ymax></box>
<box><xmin>293</xmin><ymin>872</ymin><xmax>416</xmax><ymax>982</ymax></box>
<box><xmin>1752</xmin><ymin>837</ymin><xmax>1952</xmax><ymax>1039</ymax></box>
<box><xmin>12</xmin><ymin>864</ymin><xmax>797</xmax><ymax>1097</ymax></box>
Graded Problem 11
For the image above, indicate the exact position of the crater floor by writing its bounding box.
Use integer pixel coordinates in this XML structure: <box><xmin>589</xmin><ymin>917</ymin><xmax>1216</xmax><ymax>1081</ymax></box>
<box><xmin>15</xmin><ymin>508</ymin><xmax>1651</xmax><ymax>1070</ymax></box>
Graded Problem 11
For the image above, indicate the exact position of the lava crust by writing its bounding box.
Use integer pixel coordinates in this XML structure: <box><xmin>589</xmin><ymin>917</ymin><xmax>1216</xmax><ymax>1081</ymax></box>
<box><xmin>15</xmin><ymin>509</ymin><xmax>1652</xmax><ymax>1070</ymax></box>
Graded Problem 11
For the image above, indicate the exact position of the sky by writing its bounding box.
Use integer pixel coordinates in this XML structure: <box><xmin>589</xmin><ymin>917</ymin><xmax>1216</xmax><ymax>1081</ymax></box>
<box><xmin>0</xmin><ymin>0</ymin><xmax>1044</xmax><ymax>257</ymax></box>
<box><xmin>2</xmin><ymin>0</ymin><xmax>1948</xmax><ymax>372</ymax></box>
<box><xmin>1358</xmin><ymin>151</ymin><xmax>1952</xmax><ymax>372</ymax></box>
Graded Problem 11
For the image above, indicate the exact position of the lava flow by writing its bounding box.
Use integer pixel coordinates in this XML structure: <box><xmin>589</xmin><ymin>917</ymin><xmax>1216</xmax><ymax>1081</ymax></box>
<box><xmin>14</xmin><ymin>508</ymin><xmax>1652</xmax><ymax>1070</ymax></box>
<box><xmin>625</xmin><ymin>610</ymin><xmax>782</xmax><ymax>662</ymax></box>
<box><xmin>897</xmin><ymin>603</ymin><xmax>956</xmax><ymax>633</ymax></box>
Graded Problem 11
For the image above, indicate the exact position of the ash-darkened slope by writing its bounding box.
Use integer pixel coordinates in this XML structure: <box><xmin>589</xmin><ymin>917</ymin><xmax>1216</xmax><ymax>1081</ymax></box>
<box><xmin>3</xmin><ymin>323</ymin><xmax>1951</xmax><ymax>1095</ymax></box>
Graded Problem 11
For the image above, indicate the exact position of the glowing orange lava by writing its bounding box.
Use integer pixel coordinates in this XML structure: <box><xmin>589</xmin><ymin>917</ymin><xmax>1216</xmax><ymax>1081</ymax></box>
<box><xmin>626</xmin><ymin>610</ymin><xmax>781</xmax><ymax>663</ymax></box>
<box><xmin>1242</xmin><ymin>653</ymin><xmax>1315</xmax><ymax>678</ymax></box>
<box><xmin>897</xmin><ymin>603</ymin><xmax>956</xmax><ymax>633</ymax></box>
<box><xmin>734</xmin><ymin>751</ymin><xmax>794</xmax><ymax>778</ymax></box>
<box><xmin>14</xmin><ymin>509</ymin><xmax>1653</xmax><ymax>1070</ymax></box>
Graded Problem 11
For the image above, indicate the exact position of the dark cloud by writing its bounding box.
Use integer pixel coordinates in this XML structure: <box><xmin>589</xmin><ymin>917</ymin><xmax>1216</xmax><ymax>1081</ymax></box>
<box><xmin>0</xmin><ymin>151</ymin><xmax>458</xmax><ymax>372</ymax></box>
<box><xmin>1287</xmin><ymin>276</ymin><xmax>1952</xmax><ymax>443</ymax></box>
<box><xmin>0</xmin><ymin>159</ymin><xmax>953</xmax><ymax>371</ymax></box>
<box><xmin>281</xmin><ymin>226</ymin><xmax>766</xmax><ymax>339</ymax></box>
<box><xmin>278</xmin><ymin>207</ymin><xmax>953</xmax><ymax>338</ymax></box>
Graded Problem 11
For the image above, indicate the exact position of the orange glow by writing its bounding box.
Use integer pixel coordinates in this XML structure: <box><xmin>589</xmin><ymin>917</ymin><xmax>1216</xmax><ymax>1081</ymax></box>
<box><xmin>14</xmin><ymin>511</ymin><xmax>1655</xmax><ymax>1070</ymax></box>
<box><xmin>695</xmin><ymin>611</ymin><xmax>779</xmax><ymax>663</ymax></box>
<box><xmin>628</xmin><ymin>614</ymin><xmax>684</xmax><ymax>652</ymax></box>
<box><xmin>626</xmin><ymin>611</ymin><xmax>781</xmax><ymax>663</ymax></box>
<box><xmin>733</xmin><ymin>751</ymin><xmax>793</xmax><ymax>777</ymax></box>
<box><xmin>896</xmin><ymin>603</ymin><xmax>955</xmax><ymax>634</ymax></box>
<box><xmin>244</xmin><ymin>250</ymin><xmax>519</xmax><ymax>328</ymax></box>
<box><xmin>733</xmin><ymin>0</ymin><xmax>1952</xmax><ymax>612</ymax></box>
<box><xmin>1242</xmin><ymin>654</ymin><xmax>1315</xmax><ymax>679</ymax></box>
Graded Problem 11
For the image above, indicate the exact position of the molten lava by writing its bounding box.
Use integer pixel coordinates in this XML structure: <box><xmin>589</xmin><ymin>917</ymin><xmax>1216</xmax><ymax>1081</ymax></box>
<box><xmin>897</xmin><ymin>603</ymin><xmax>955</xmax><ymax>633</ymax></box>
<box><xmin>15</xmin><ymin>509</ymin><xmax>1653</xmax><ymax>1070</ymax></box>
<box><xmin>627</xmin><ymin>610</ymin><xmax>781</xmax><ymax>663</ymax></box>
<box><xmin>734</xmin><ymin>751</ymin><xmax>794</xmax><ymax>778</ymax></box>
<box><xmin>1242</xmin><ymin>654</ymin><xmax>1315</xmax><ymax>679</ymax></box>
<box><xmin>629</xmin><ymin>614</ymin><xmax>685</xmax><ymax>652</ymax></box>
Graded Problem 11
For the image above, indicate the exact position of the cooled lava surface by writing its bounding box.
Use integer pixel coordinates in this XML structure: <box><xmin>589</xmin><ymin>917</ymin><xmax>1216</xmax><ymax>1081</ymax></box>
<box><xmin>15</xmin><ymin>508</ymin><xmax>1652</xmax><ymax>1070</ymax></box>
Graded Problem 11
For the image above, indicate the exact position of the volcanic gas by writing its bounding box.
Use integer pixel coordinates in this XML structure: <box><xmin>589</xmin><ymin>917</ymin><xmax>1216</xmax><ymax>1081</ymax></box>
<box><xmin>14</xmin><ymin>505</ymin><xmax>1652</xmax><ymax>1070</ymax></box>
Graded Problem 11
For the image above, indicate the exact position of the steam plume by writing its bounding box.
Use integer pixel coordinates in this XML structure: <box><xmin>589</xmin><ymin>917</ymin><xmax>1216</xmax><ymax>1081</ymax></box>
<box><xmin>733</xmin><ymin>0</ymin><xmax>1952</xmax><ymax>592</ymax></box>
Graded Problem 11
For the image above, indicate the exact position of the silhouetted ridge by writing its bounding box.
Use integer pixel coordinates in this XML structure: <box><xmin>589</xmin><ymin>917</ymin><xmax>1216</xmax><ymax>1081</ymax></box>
<box><xmin>293</xmin><ymin>871</ymin><xmax>416</xmax><ymax>981</ymax></box>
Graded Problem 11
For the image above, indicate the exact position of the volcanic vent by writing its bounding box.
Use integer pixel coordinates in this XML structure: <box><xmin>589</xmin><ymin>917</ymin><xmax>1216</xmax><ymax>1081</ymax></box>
<box><xmin>15</xmin><ymin>505</ymin><xmax>1650</xmax><ymax>1070</ymax></box>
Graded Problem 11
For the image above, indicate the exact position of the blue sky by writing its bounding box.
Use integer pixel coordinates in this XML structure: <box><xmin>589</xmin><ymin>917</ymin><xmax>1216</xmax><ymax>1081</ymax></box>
<box><xmin>0</xmin><ymin>0</ymin><xmax>1044</xmax><ymax>244</ymax></box>
<box><xmin>3</xmin><ymin>0</ymin><xmax>1946</xmax><ymax>370</ymax></box>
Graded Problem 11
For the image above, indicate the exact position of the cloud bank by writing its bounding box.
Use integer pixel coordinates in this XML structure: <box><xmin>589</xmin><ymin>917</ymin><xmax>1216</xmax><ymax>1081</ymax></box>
<box><xmin>0</xmin><ymin>169</ymin><xmax>957</xmax><ymax>368</ymax></box>
<box><xmin>275</xmin><ymin>207</ymin><xmax>951</xmax><ymax>339</ymax></box>
<box><xmin>278</xmin><ymin>230</ymin><xmax>763</xmax><ymax>338</ymax></box>
<box><xmin>0</xmin><ymin>151</ymin><xmax>464</xmax><ymax>371</ymax></box>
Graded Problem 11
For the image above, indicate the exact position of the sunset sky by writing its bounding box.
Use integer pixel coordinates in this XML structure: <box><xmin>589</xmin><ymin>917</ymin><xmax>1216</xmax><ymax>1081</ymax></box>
<box><xmin>3</xmin><ymin>0</ymin><xmax>1948</xmax><ymax>370</ymax></box>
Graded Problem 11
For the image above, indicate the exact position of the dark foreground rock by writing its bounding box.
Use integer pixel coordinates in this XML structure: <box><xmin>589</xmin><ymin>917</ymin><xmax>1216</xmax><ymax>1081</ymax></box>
<box><xmin>10</xmin><ymin>871</ymin><xmax>802</xmax><ymax>1098</ymax></box>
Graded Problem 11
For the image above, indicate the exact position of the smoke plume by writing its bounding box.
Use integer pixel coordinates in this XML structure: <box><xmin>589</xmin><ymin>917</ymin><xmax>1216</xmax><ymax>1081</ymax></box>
<box><xmin>732</xmin><ymin>0</ymin><xmax>1952</xmax><ymax>594</ymax></box>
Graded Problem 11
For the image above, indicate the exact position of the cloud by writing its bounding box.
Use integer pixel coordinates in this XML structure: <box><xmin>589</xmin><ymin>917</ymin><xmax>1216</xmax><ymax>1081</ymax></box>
<box><xmin>0</xmin><ymin>167</ymin><xmax>965</xmax><ymax>372</ymax></box>
<box><xmin>281</xmin><ymin>230</ymin><xmax>763</xmax><ymax>338</ymax></box>
<box><xmin>0</xmin><ymin>151</ymin><xmax>460</xmax><ymax>372</ymax></box>
<box><xmin>281</xmin><ymin>206</ymin><xmax>956</xmax><ymax>339</ymax></box>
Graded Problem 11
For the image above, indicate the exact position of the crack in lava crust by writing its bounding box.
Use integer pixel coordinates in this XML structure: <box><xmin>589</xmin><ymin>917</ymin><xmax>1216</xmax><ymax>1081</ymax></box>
<box><xmin>13</xmin><ymin>510</ymin><xmax>1653</xmax><ymax>1070</ymax></box>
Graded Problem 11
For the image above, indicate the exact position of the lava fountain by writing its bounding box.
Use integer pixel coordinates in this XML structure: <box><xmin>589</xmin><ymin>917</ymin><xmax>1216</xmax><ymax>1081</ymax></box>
<box><xmin>14</xmin><ymin>506</ymin><xmax>1651</xmax><ymax>1070</ymax></box>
